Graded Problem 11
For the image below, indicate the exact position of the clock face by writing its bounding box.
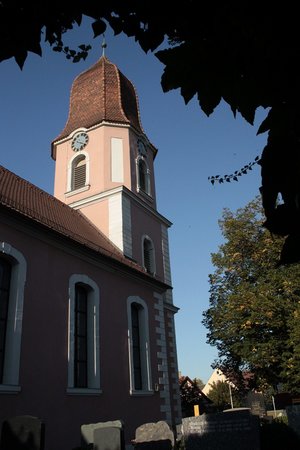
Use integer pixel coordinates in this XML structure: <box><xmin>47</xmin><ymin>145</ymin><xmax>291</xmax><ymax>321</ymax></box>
<box><xmin>71</xmin><ymin>132</ymin><xmax>89</xmax><ymax>151</ymax></box>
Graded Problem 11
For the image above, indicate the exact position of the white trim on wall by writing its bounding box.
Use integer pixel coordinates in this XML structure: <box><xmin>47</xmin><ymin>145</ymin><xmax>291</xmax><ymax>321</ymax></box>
<box><xmin>108</xmin><ymin>193</ymin><xmax>133</xmax><ymax>257</ymax></box>
<box><xmin>111</xmin><ymin>137</ymin><xmax>124</xmax><ymax>182</ymax></box>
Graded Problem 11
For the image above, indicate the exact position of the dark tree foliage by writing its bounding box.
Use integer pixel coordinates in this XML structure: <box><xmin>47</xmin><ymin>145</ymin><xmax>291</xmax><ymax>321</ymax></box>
<box><xmin>179</xmin><ymin>376</ymin><xmax>214</xmax><ymax>417</ymax></box>
<box><xmin>1</xmin><ymin>2</ymin><xmax>300</xmax><ymax>261</ymax></box>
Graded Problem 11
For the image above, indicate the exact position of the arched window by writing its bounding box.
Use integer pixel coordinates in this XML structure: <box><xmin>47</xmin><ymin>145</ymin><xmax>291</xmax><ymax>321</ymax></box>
<box><xmin>0</xmin><ymin>259</ymin><xmax>11</xmax><ymax>383</ymax></box>
<box><xmin>143</xmin><ymin>236</ymin><xmax>155</xmax><ymax>275</ymax></box>
<box><xmin>68</xmin><ymin>275</ymin><xmax>100</xmax><ymax>393</ymax></box>
<box><xmin>127</xmin><ymin>296</ymin><xmax>152</xmax><ymax>393</ymax></box>
<box><xmin>137</xmin><ymin>157</ymin><xmax>150</xmax><ymax>195</ymax></box>
<box><xmin>131</xmin><ymin>303</ymin><xmax>142</xmax><ymax>390</ymax></box>
<box><xmin>138</xmin><ymin>159</ymin><xmax>147</xmax><ymax>192</ymax></box>
<box><xmin>74</xmin><ymin>284</ymin><xmax>88</xmax><ymax>388</ymax></box>
<box><xmin>72</xmin><ymin>155</ymin><xmax>86</xmax><ymax>190</ymax></box>
<box><xmin>0</xmin><ymin>243</ymin><xmax>26</xmax><ymax>392</ymax></box>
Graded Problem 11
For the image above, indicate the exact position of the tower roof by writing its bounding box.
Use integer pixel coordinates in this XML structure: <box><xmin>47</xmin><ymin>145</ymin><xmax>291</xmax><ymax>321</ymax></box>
<box><xmin>52</xmin><ymin>56</ymin><xmax>144</xmax><ymax>158</ymax></box>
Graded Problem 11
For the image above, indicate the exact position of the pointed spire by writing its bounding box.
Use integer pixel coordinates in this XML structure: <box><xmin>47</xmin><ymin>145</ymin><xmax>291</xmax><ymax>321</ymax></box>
<box><xmin>101</xmin><ymin>34</ymin><xmax>107</xmax><ymax>57</ymax></box>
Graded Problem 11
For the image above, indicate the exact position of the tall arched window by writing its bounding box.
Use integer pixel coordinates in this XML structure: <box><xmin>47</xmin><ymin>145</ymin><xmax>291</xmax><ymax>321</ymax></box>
<box><xmin>0</xmin><ymin>243</ymin><xmax>26</xmax><ymax>392</ymax></box>
<box><xmin>138</xmin><ymin>159</ymin><xmax>147</xmax><ymax>192</ymax></box>
<box><xmin>143</xmin><ymin>236</ymin><xmax>155</xmax><ymax>275</ymax></box>
<box><xmin>127</xmin><ymin>296</ymin><xmax>152</xmax><ymax>394</ymax></box>
<box><xmin>0</xmin><ymin>259</ymin><xmax>11</xmax><ymax>383</ymax></box>
<box><xmin>137</xmin><ymin>157</ymin><xmax>150</xmax><ymax>195</ymax></box>
<box><xmin>131</xmin><ymin>303</ymin><xmax>142</xmax><ymax>390</ymax></box>
<box><xmin>72</xmin><ymin>155</ymin><xmax>86</xmax><ymax>190</ymax></box>
<box><xmin>74</xmin><ymin>284</ymin><xmax>88</xmax><ymax>388</ymax></box>
<box><xmin>68</xmin><ymin>275</ymin><xmax>100</xmax><ymax>393</ymax></box>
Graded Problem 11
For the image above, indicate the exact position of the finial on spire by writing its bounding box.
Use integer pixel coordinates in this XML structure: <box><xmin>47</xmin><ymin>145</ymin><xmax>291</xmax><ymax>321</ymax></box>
<box><xmin>102</xmin><ymin>34</ymin><xmax>107</xmax><ymax>57</ymax></box>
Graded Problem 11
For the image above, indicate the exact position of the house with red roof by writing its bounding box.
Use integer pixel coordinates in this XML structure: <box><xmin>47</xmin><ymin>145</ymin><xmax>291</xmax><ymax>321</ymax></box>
<box><xmin>0</xmin><ymin>54</ymin><xmax>181</xmax><ymax>450</ymax></box>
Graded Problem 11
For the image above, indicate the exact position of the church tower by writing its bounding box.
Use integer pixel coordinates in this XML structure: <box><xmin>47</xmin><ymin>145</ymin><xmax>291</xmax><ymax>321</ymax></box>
<box><xmin>52</xmin><ymin>55</ymin><xmax>173</xmax><ymax>296</ymax></box>
<box><xmin>51</xmin><ymin>53</ymin><xmax>181</xmax><ymax>427</ymax></box>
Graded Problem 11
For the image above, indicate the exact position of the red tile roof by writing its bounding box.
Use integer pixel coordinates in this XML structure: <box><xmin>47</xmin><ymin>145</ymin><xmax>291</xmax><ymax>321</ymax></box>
<box><xmin>0</xmin><ymin>165</ymin><xmax>146</xmax><ymax>273</ymax></box>
<box><xmin>52</xmin><ymin>56</ymin><xmax>144</xmax><ymax>158</ymax></box>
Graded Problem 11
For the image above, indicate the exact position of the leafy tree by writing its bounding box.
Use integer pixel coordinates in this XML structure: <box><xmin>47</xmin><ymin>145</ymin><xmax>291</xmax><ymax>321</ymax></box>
<box><xmin>205</xmin><ymin>381</ymin><xmax>241</xmax><ymax>412</ymax></box>
<box><xmin>194</xmin><ymin>378</ymin><xmax>205</xmax><ymax>390</ymax></box>
<box><xmin>202</xmin><ymin>197</ymin><xmax>300</xmax><ymax>395</ymax></box>
<box><xmin>1</xmin><ymin>3</ymin><xmax>300</xmax><ymax>261</ymax></box>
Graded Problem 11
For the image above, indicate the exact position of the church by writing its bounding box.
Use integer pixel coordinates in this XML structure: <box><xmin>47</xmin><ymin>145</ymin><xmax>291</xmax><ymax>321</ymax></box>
<box><xmin>0</xmin><ymin>52</ymin><xmax>181</xmax><ymax>449</ymax></box>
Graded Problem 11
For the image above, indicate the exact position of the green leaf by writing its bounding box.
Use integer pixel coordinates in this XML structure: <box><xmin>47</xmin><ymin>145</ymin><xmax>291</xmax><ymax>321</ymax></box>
<box><xmin>197</xmin><ymin>88</ymin><xmax>221</xmax><ymax>116</ymax></box>
<box><xmin>108</xmin><ymin>16</ymin><xmax>124</xmax><ymax>36</ymax></box>
<box><xmin>257</xmin><ymin>110</ymin><xmax>272</xmax><ymax>135</ymax></box>
<box><xmin>137</xmin><ymin>26</ymin><xmax>165</xmax><ymax>53</ymax></box>
<box><xmin>92</xmin><ymin>19</ymin><xmax>106</xmax><ymax>38</ymax></box>
<box><xmin>180</xmin><ymin>85</ymin><xmax>197</xmax><ymax>105</ymax></box>
<box><xmin>14</xmin><ymin>51</ymin><xmax>28</xmax><ymax>69</ymax></box>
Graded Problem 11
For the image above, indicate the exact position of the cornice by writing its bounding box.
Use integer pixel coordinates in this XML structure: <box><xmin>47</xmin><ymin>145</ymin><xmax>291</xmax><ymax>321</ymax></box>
<box><xmin>69</xmin><ymin>185</ymin><xmax>172</xmax><ymax>228</ymax></box>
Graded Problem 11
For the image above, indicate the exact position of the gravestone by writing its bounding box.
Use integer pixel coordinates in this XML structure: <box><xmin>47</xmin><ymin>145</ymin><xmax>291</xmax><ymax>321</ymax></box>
<box><xmin>133</xmin><ymin>421</ymin><xmax>174</xmax><ymax>449</ymax></box>
<box><xmin>246</xmin><ymin>392</ymin><xmax>267</xmax><ymax>417</ymax></box>
<box><xmin>0</xmin><ymin>415</ymin><xmax>45</xmax><ymax>450</ymax></box>
<box><xmin>286</xmin><ymin>405</ymin><xmax>300</xmax><ymax>438</ymax></box>
<box><xmin>81</xmin><ymin>420</ymin><xmax>124</xmax><ymax>450</ymax></box>
<box><xmin>182</xmin><ymin>409</ymin><xmax>260</xmax><ymax>450</ymax></box>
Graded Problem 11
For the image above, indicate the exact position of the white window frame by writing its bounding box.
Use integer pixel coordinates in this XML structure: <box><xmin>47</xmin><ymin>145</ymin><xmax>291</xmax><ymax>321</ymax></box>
<box><xmin>67</xmin><ymin>274</ymin><xmax>101</xmax><ymax>394</ymax></box>
<box><xmin>0</xmin><ymin>242</ymin><xmax>26</xmax><ymax>393</ymax></box>
<box><xmin>127</xmin><ymin>296</ymin><xmax>152</xmax><ymax>395</ymax></box>
<box><xmin>67</xmin><ymin>151</ymin><xmax>90</xmax><ymax>193</ymax></box>
<box><xmin>142</xmin><ymin>235</ymin><xmax>156</xmax><ymax>276</ymax></box>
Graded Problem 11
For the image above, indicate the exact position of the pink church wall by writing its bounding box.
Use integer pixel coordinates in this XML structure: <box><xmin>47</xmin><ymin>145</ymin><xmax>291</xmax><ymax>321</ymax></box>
<box><xmin>76</xmin><ymin>197</ymin><xmax>110</xmax><ymax>238</ymax></box>
<box><xmin>0</xmin><ymin>219</ymin><xmax>166</xmax><ymax>450</ymax></box>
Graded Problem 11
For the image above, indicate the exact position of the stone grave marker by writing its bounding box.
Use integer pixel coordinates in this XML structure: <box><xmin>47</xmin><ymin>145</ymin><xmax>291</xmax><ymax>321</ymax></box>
<box><xmin>133</xmin><ymin>421</ymin><xmax>174</xmax><ymax>449</ymax></box>
<box><xmin>286</xmin><ymin>404</ymin><xmax>300</xmax><ymax>438</ymax></box>
<box><xmin>246</xmin><ymin>392</ymin><xmax>267</xmax><ymax>417</ymax></box>
<box><xmin>182</xmin><ymin>409</ymin><xmax>260</xmax><ymax>450</ymax></box>
<box><xmin>81</xmin><ymin>419</ymin><xmax>124</xmax><ymax>450</ymax></box>
<box><xmin>0</xmin><ymin>415</ymin><xmax>45</xmax><ymax>450</ymax></box>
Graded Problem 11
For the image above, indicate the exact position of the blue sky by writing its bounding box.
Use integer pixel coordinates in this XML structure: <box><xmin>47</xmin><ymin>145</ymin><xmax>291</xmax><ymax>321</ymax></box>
<box><xmin>0</xmin><ymin>20</ymin><xmax>268</xmax><ymax>383</ymax></box>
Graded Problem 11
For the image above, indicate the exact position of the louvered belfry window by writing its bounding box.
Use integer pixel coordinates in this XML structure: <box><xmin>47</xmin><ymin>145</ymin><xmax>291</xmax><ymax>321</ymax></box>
<box><xmin>143</xmin><ymin>238</ymin><xmax>154</xmax><ymax>275</ymax></box>
<box><xmin>138</xmin><ymin>159</ymin><xmax>147</xmax><ymax>192</ymax></box>
<box><xmin>72</xmin><ymin>156</ymin><xmax>86</xmax><ymax>190</ymax></box>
